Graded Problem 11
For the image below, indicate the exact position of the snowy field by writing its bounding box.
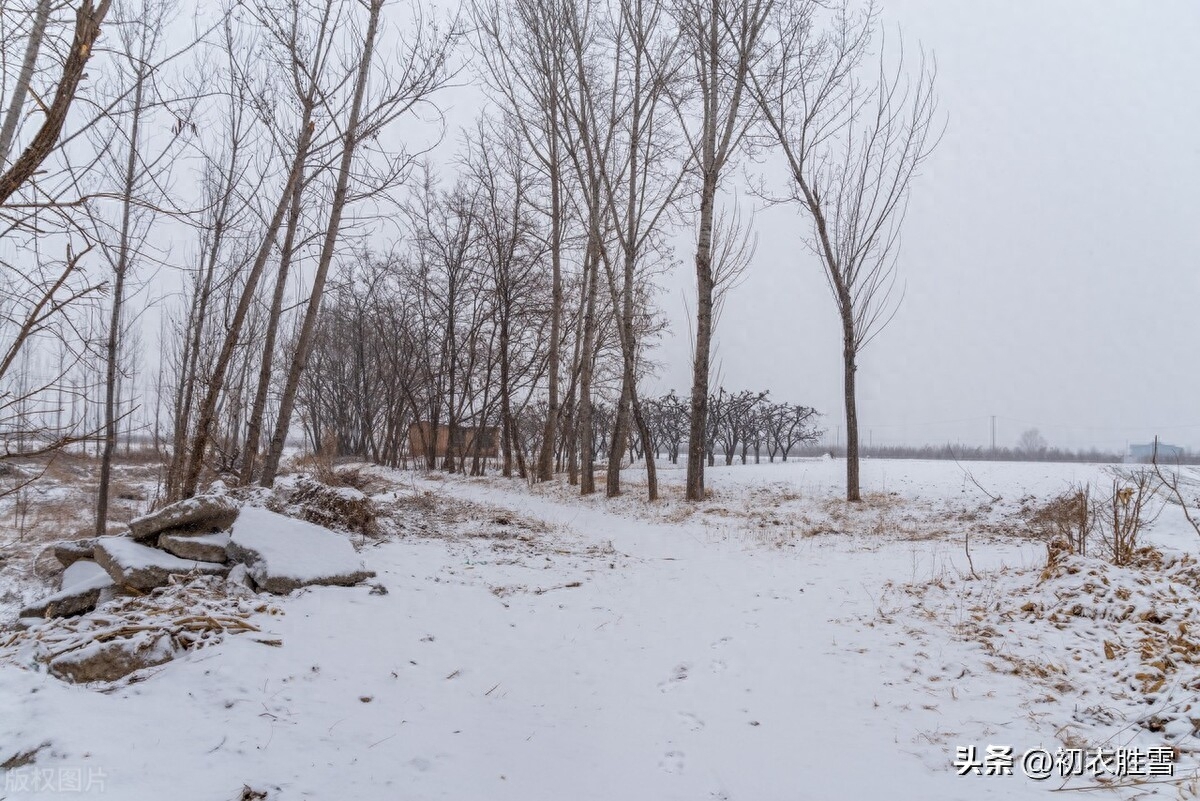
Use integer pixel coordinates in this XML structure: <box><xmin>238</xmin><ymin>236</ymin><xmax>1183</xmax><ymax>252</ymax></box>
<box><xmin>3</xmin><ymin>457</ymin><xmax>1200</xmax><ymax>800</ymax></box>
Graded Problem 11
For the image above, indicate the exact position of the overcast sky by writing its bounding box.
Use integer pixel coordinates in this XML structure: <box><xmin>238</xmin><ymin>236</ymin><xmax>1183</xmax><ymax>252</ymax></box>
<box><xmin>639</xmin><ymin>0</ymin><xmax>1200</xmax><ymax>453</ymax></box>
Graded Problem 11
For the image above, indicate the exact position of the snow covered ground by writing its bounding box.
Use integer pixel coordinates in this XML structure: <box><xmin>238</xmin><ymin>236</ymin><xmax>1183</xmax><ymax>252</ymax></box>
<box><xmin>3</xmin><ymin>457</ymin><xmax>1199</xmax><ymax>799</ymax></box>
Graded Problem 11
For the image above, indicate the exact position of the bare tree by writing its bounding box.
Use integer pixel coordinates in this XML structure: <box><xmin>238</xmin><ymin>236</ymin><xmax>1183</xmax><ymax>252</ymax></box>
<box><xmin>94</xmin><ymin>0</ymin><xmax>192</xmax><ymax>534</ymax></box>
<box><xmin>555</xmin><ymin>0</ymin><xmax>620</xmax><ymax>496</ymax></box>
<box><xmin>671</xmin><ymin>0</ymin><xmax>775</xmax><ymax>501</ymax></box>
<box><xmin>763</xmin><ymin>401</ymin><xmax>820</xmax><ymax>460</ymax></box>
<box><xmin>752</xmin><ymin>2</ymin><xmax>939</xmax><ymax>500</ymax></box>
<box><xmin>461</xmin><ymin>116</ymin><xmax>549</xmax><ymax>479</ymax></box>
<box><xmin>165</xmin><ymin>20</ymin><xmax>262</xmax><ymax>499</ymax></box>
<box><xmin>1017</xmin><ymin>427</ymin><xmax>1047</xmax><ymax>457</ymax></box>
<box><xmin>238</xmin><ymin>0</ymin><xmax>345</xmax><ymax>485</ymax></box>
<box><xmin>591</xmin><ymin>0</ymin><xmax>686</xmax><ymax>500</ymax></box>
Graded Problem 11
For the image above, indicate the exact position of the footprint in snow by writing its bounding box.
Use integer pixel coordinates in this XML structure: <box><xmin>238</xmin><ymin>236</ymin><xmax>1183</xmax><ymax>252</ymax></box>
<box><xmin>658</xmin><ymin>664</ymin><xmax>689</xmax><ymax>692</ymax></box>
<box><xmin>659</xmin><ymin>751</ymin><xmax>685</xmax><ymax>774</ymax></box>
<box><xmin>677</xmin><ymin>711</ymin><xmax>705</xmax><ymax>731</ymax></box>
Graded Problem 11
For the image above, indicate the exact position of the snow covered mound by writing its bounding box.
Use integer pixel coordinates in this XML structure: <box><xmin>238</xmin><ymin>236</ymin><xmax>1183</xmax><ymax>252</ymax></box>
<box><xmin>899</xmin><ymin>547</ymin><xmax>1200</xmax><ymax>759</ymax></box>
<box><xmin>227</xmin><ymin>507</ymin><xmax>374</xmax><ymax>594</ymax></box>
<box><xmin>272</xmin><ymin>474</ymin><xmax>378</xmax><ymax>535</ymax></box>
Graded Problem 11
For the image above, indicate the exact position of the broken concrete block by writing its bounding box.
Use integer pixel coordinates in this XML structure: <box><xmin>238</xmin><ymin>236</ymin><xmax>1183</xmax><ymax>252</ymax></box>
<box><xmin>51</xmin><ymin>539</ymin><xmax>98</xmax><ymax>569</ymax></box>
<box><xmin>227</xmin><ymin>507</ymin><xmax>373</xmax><ymax>594</ymax></box>
<box><xmin>19</xmin><ymin>561</ymin><xmax>115</xmax><ymax>619</ymax></box>
<box><xmin>94</xmin><ymin>537</ymin><xmax>228</xmax><ymax>591</ymax></box>
<box><xmin>48</xmin><ymin>632</ymin><xmax>175</xmax><ymax>683</ymax></box>
<box><xmin>158</xmin><ymin>531</ymin><xmax>230</xmax><ymax>564</ymax></box>
<box><xmin>128</xmin><ymin>494</ymin><xmax>239</xmax><ymax>541</ymax></box>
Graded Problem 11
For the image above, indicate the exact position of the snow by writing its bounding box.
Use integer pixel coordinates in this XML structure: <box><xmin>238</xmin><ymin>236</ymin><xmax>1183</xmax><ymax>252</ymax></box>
<box><xmin>2</xmin><ymin>458</ymin><xmax>1198</xmax><ymax>798</ymax></box>
<box><xmin>59</xmin><ymin>561</ymin><xmax>109</xmax><ymax>591</ymax></box>
<box><xmin>227</xmin><ymin>507</ymin><xmax>372</xmax><ymax>592</ymax></box>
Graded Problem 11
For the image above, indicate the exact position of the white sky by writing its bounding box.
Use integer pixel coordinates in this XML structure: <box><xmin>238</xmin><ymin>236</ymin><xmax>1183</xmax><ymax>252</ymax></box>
<box><xmin>641</xmin><ymin>0</ymin><xmax>1200</xmax><ymax>452</ymax></box>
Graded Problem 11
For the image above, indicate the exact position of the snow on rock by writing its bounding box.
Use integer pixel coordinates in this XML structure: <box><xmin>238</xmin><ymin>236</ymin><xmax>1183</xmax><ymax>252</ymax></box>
<box><xmin>19</xmin><ymin>561</ymin><xmax>114</xmax><ymax>619</ymax></box>
<box><xmin>60</xmin><ymin>559</ymin><xmax>111</xmax><ymax>590</ymax></box>
<box><xmin>226</xmin><ymin>562</ymin><xmax>252</xmax><ymax>589</ymax></box>
<box><xmin>47</xmin><ymin>630</ymin><xmax>176</xmax><ymax>683</ymax></box>
<box><xmin>128</xmin><ymin>493</ymin><xmax>239</xmax><ymax>541</ymax></box>
<box><xmin>94</xmin><ymin>536</ymin><xmax>228</xmax><ymax>591</ymax></box>
<box><xmin>158</xmin><ymin>531</ymin><xmax>230</xmax><ymax>564</ymax></box>
<box><xmin>227</xmin><ymin>506</ymin><xmax>373</xmax><ymax>593</ymax></box>
<box><xmin>50</xmin><ymin>538</ymin><xmax>97</xmax><ymax>568</ymax></box>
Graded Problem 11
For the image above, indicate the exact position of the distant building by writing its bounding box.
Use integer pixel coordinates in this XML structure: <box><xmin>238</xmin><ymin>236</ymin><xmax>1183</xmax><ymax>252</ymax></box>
<box><xmin>408</xmin><ymin>422</ymin><xmax>498</xmax><ymax>459</ymax></box>
<box><xmin>1128</xmin><ymin>442</ymin><xmax>1184</xmax><ymax>463</ymax></box>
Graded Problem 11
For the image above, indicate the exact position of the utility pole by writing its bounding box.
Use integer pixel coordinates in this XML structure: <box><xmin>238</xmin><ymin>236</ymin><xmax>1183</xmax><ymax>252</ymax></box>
<box><xmin>991</xmin><ymin>415</ymin><xmax>996</xmax><ymax>452</ymax></box>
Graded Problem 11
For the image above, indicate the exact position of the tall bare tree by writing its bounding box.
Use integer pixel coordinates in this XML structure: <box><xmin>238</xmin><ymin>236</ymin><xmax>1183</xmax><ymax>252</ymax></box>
<box><xmin>595</xmin><ymin>0</ymin><xmax>686</xmax><ymax>501</ymax></box>
<box><xmin>672</xmin><ymin>0</ymin><xmax>774</xmax><ymax>501</ymax></box>
<box><xmin>94</xmin><ymin>0</ymin><xmax>192</xmax><ymax>533</ymax></box>
<box><xmin>753</xmin><ymin>2</ymin><xmax>939</xmax><ymax>500</ymax></box>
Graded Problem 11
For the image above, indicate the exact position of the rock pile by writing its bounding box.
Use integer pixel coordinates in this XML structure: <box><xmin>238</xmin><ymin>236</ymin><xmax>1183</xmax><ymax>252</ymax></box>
<box><xmin>20</xmin><ymin>491</ymin><xmax>375</xmax><ymax>625</ymax></box>
<box><xmin>11</xmin><ymin>487</ymin><xmax>375</xmax><ymax>684</ymax></box>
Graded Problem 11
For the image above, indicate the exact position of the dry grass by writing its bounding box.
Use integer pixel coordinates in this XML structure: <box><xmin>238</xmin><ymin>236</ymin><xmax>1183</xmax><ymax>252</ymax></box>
<box><xmin>0</xmin><ymin>575</ymin><xmax>284</xmax><ymax>683</ymax></box>
<box><xmin>271</xmin><ymin>475</ymin><xmax>379</xmax><ymax>537</ymax></box>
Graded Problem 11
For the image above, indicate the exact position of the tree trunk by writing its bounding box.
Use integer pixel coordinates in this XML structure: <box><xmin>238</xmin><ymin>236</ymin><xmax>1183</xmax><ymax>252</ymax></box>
<box><xmin>578</xmin><ymin>248</ymin><xmax>599</xmax><ymax>495</ymax></box>
<box><xmin>0</xmin><ymin>0</ymin><xmax>52</xmax><ymax>166</ymax></box>
<box><xmin>536</xmin><ymin>149</ymin><xmax>563</xmax><ymax>482</ymax></box>
<box><xmin>96</xmin><ymin>64</ymin><xmax>146</xmax><ymax>535</ymax></box>
<box><xmin>605</xmin><ymin>374</ymin><xmax>631</xmax><ymax>497</ymax></box>
<box><xmin>180</xmin><ymin>118</ymin><xmax>314</xmax><ymax>498</ymax></box>
<box><xmin>240</xmin><ymin>111</ymin><xmax>312</xmax><ymax>484</ymax></box>
<box><xmin>630</xmin><ymin>383</ymin><xmax>658</xmax><ymax>501</ymax></box>
<box><xmin>686</xmin><ymin>177</ymin><xmax>717</xmax><ymax>500</ymax></box>
<box><xmin>500</xmin><ymin>313</ymin><xmax>513</xmax><ymax>478</ymax></box>
<box><xmin>843</xmin><ymin>323</ymin><xmax>860</xmax><ymax>501</ymax></box>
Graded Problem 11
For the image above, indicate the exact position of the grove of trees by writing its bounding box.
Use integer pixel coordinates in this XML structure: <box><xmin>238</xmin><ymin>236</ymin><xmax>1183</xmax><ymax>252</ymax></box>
<box><xmin>0</xmin><ymin>0</ymin><xmax>934</xmax><ymax>525</ymax></box>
